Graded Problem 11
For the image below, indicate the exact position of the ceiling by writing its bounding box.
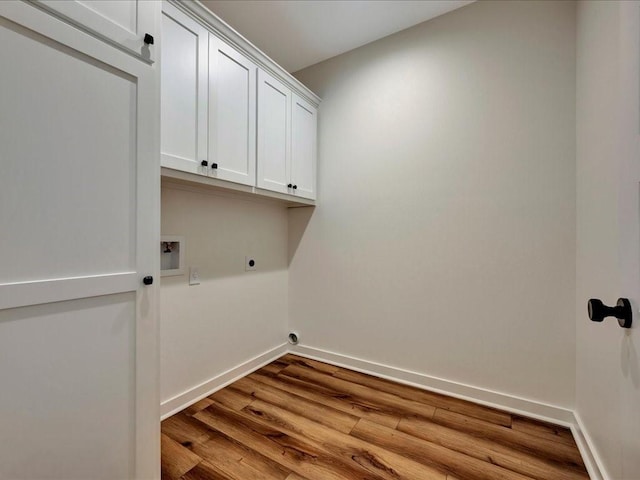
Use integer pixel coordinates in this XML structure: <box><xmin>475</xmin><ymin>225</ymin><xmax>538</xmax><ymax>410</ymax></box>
<box><xmin>201</xmin><ymin>0</ymin><xmax>474</xmax><ymax>73</ymax></box>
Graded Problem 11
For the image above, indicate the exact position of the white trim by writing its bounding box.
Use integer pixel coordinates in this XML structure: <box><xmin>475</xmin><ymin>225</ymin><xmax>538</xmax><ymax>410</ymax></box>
<box><xmin>291</xmin><ymin>344</ymin><xmax>575</xmax><ymax>425</ymax></box>
<box><xmin>132</xmin><ymin>1</ymin><xmax>162</xmax><ymax>474</ymax></box>
<box><xmin>0</xmin><ymin>273</ymin><xmax>138</xmax><ymax>310</ymax></box>
<box><xmin>570</xmin><ymin>412</ymin><xmax>608</xmax><ymax>480</ymax></box>
<box><xmin>160</xmin><ymin>343</ymin><xmax>288</xmax><ymax>419</ymax></box>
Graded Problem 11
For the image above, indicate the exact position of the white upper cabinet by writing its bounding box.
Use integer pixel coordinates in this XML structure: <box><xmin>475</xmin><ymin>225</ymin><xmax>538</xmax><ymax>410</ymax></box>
<box><xmin>208</xmin><ymin>36</ymin><xmax>257</xmax><ymax>186</ymax></box>
<box><xmin>257</xmin><ymin>69</ymin><xmax>292</xmax><ymax>194</ymax></box>
<box><xmin>161</xmin><ymin>4</ymin><xmax>209</xmax><ymax>175</ymax></box>
<box><xmin>160</xmin><ymin>1</ymin><xmax>320</xmax><ymax>202</ymax></box>
<box><xmin>257</xmin><ymin>72</ymin><xmax>317</xmax><ymax>200</ymax></box>
<box><xmin>37</xmin><ymin>0</ymin><xmax>157</xmax><ymax>62</ymax></box>
<box><xmin>291</xmin><ymin>94</ymin><xmax>318</xmax><ymax>200</ymax></box>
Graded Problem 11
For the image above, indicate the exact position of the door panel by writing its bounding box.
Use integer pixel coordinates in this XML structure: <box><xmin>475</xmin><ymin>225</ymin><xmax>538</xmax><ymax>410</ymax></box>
<box><xmin>575</xmin><ymin>1</ymin><xmax>640</xmax><ymax>478</ymax></box>
<box><xmin>0</xmin><ymin>294</ymin><xmax>136</xmax><ymax>480</ymax></box>
<box><xmin>77</xmin><ymin>1</ymin><xmax>136</xmax><ymax>31</ymax></box>
<box><xmin>37</xmin><ymin>0</ymin><xmax>156</xmax><ymax>62</ymax></box>
<box><xmin>0</xmin><ymin>20</ymin><xmax>136</xmax><ymax>283</ymax></box>
<box><xmin>0</xmin><ymin>3</ymin><xmax>159</xmax><ymax>479</ymax></box>
<box><xmin>257</xmin><ymin>69</ymin><xmax>291</xmax><ymax>194</ymax></box>
<box><xmin>161</xmin><ymin>4</ymin><xmax>208</xmax><ymax>174</ymax></box>
<box><xmin>291</xmin><ymin>94</ymin><xmax>317</xmax><ymax>200</ymax></box>
<box><xmin>209</xmin><ymin>35</ymin><xmax>256</xmax><ymax>186</ymax></box>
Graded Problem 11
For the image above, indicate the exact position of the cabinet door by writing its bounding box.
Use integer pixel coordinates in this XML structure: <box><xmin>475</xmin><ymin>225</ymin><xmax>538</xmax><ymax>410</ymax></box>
<box><xmin>0</xmin><ymin>2</ymin><xmax>159</xmax><ymax>478</ymax></box>
<box><xmin>209</xmin><ymin>35</ymin><xmax>257</xmax><ymax>186</ymax></box>
<box><xmin>257</xmin><ymin>69</ymin><xmax>291</xmax><ymax>194</ymax></box>
<box><xmin>37</xmin><ymin>0</ymin><xmax>157</xmax><ymax>62</ymax></box>
<box><xmin>161</xmin><ymin>3</ymin><xmax>209</xmax><ymax>175</ymax></box>
<box><xmin>291</xmin><ymin>94</ymin><xmax>318</xmax><ymax>200</ymax></box>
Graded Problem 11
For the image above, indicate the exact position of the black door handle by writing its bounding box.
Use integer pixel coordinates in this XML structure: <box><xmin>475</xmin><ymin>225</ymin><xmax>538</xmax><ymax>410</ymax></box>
<box><xmin>588</xmin><ymin>298</ymin><xmax>632</xmax><ymax>328</ymax></box>
<box><xmin>143</xmin><ymin>276</ymin><xmax>153</xmax><ymax>286</ymax></box>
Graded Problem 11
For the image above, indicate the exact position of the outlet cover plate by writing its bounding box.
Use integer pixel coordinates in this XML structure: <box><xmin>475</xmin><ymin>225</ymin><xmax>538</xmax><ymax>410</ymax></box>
<box><xmin>189</xmin><ymin>267</ymin><xmax>200</xmax><ymax>285</ymax></box>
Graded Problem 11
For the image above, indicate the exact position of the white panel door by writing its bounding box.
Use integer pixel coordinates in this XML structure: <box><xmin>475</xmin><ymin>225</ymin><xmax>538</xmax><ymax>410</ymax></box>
<box><xmin>257</xmin><ymin>69</ymin><xmax>291</xmax><ymax>194</ymax></box>
<box><xmin>0</xmin><ymin>2</ymin><xmax>159</xmax><ymax>479</ymax></box>
<box><xmin>161</xmin><ymin>3</ymin><xmax>208</xmax><ymax>176</ymax></box>
<box><xmin>291</xmin><ymin>94</ymin><xmax>317</xmax><ymax>200</ymax></box>
<box><xmin>36</xmin><ymin>0</ymin><xmax>157</xmax><ymax>62</ymax></box>
<box><xmin>576</xmin><ymin>2</ymin><xmax>640</xmax><ymax>479</ymax></box>
<box><xmin>209</xmin><ymin>35</ymin><xmax>257</xmax><ymax>186</ymax></box>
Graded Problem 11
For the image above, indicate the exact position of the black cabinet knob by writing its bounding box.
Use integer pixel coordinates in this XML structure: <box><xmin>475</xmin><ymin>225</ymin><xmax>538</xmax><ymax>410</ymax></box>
<box><xmin>211</xmin><ymin>163</ymin><xmax>218</xmax><ymax>170</ymax></box>
<box><xmin>287</xmin><ymin>184</ymin><xmax>293</xmax><ymax>188</ymax></box>
<box><xmin>201</xmin><ymin>160</ymin><xmax>208</xmax><ymax>167</ymax></box>
<box><xmin>144</xmin><ymin>33</ymin><xmax>154</xmax><ymax>45</ymax></box>
<box><xmin>143</xmin><ymin>276</ymin><xmax>153</xmax><ymax>286</ymax></box>
<box><xmin>588</xmin><ymin>298</ymin><xmax>632</xmax><ymax>328</ymax></box>
<box><xmin>293</xmin><ymin>185</ymin><xmax>298</xmax><ymax>190</ymax></box>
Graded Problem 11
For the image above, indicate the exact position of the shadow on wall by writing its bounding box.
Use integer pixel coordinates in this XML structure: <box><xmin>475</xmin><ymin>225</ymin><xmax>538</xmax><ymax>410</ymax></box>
<box><xmin>288</xmin><ymin>205</ymin><xmax>315</xmax><ymax>266</ymax></box>
<box><xmin>621</xmin><ymin>332</ymin><xmax>640</xmax><ymax>388</ymax></box>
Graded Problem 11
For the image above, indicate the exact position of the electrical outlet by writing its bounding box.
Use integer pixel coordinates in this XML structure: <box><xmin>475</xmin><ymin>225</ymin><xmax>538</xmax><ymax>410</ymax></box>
<box><xmin>189</xmin><ymin>267</ymin><xmax>200</xmax><ymax>285</ymax></box>
<box><xmin>245</xmin><ymin>256</ymin><xmax>256</xmax><ymax>271</ymax></box>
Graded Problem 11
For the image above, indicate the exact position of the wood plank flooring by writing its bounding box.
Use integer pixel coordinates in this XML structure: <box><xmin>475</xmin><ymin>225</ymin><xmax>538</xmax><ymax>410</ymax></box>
<box><xmin>161</xmin><ymin>354</ymin><xmax>589</xmax><ymax>480</ymax></box>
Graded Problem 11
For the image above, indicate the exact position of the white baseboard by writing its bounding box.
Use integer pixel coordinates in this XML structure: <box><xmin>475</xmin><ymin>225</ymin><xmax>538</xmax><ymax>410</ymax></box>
<box><xmin>292</xmin><ymin>344</ymin><xmax>575</xmax><ymax>425</ymax></box>
<box><xmin>160</xmin><ymin>343</ymin><xmax>288</xmax><ymax>419</ymax></box>
<box><xmin>570</xmin><ymin>412</ymin><xmax>608</xmax><ymax>480</ymax></box>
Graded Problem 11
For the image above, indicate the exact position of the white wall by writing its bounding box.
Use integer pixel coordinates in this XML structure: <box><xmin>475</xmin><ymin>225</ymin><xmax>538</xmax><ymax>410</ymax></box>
<box><xmin>291</xmin><ymin>0</ymin><xmax>577</xmax><ymax>408</ymax></box>
<box><xmin>576</xmin><ymin>2</ymin><xmax>640</xmax><ymax>478</ymax></box>
<box><xmin>160</xmin><ymin>183</ymin><xmax>288</xmax><ymax>405</ymax></box>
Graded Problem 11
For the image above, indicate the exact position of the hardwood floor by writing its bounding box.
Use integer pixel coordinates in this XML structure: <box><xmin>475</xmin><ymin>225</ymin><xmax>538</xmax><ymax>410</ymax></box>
<box><xmin>161</xmin><ymin>354</ymin><xmax>589</xmax><ymax>480</ymax></box>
